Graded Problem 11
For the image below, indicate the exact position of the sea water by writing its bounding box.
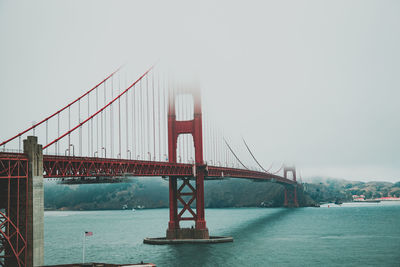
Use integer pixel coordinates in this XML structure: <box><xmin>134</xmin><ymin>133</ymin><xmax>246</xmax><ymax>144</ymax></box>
<box><xmin>44</xmin><ymin>202</ymin><xmax>400</xmax><ymax>266</ymax></box>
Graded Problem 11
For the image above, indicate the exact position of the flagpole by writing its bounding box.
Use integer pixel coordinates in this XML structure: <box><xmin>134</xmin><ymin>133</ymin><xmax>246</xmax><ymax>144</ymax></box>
<box><xmin>82</xmin><ymin>232</ymin><xmax>86</xmax><ymax>264</ymax></box>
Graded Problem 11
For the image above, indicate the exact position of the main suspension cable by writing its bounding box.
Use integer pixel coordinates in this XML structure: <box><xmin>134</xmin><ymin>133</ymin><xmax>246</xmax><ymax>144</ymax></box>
<box><xmin>242</xmin><ymin>137</ymin><xmax>270</xmax><ymax>173</ymax></box>
<box><xmin>223</xmin><ymin>138</ymin><xmax>249</xmax><ymax>170</ymax></box>
<box><xmin>271</xmin><ymin>163</ymin><xmax>284</xmax><ymax>174</ymax></box>
<box><xmin>0</xmin><ymin>67</ymin><xmax>121</xmax><ymax>147</ymax></box>
<box><xmin>43</xmin><ymin>66</ymin><xmax>153</xmax><ymax>150</ymax></box>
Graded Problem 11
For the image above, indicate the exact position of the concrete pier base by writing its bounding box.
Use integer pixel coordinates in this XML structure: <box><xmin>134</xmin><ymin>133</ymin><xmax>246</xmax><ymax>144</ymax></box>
<box><xmin>166</xmin><ymin>227</ymin><xmax>210</xmax><ymax>239</ymax></box>
<box><xmin>24</xmin><ymin>136</ymin><xmax>44</xmax><ymax>267</ymax></box>
<box><xmin>143</xmin><ymin>236</ymin><xmax>233</xmax><ymax>245</ymax></box>
<box><xmin>145</xmin><ymin>227</ymin><xmax>232</xmax><ymax>245</ymax></box>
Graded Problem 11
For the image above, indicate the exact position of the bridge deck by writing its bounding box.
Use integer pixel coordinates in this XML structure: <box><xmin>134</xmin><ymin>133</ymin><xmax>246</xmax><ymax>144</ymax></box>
<box><xmin>0</xmin><ymin>152</ymin><xmax>296</xmax><ymax>185</ymax></box>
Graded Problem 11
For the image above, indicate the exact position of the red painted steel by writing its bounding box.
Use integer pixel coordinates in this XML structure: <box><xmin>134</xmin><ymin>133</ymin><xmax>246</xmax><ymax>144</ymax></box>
<box><xmin>167</xmin><ymin>88</ymin><xmax>208</xmax><ymax>231</ymax></box>
<box><xmin>207</xmin><ymin>166</ymin><xmax>297</xmax><ymax>184</ymax></box>
<box><xmin>0</xmin><ymin>154</ymin><xmax>28</xmax><ymax>179</ymax></box>
<box><xmin>0</xmin><ymin>153</ymin><xmax>298</xmax><ymax>184</ymax></box>
<box><xmin>0</xmin><ymin>154</ymin><xmax>28</xmax><ymax>267</ymax></box>
<box><xmin>42</xmin><ymin>155</ymin><xmax>193</xmax><ymax>178</ymax></box>
<box><xmin>283</xmin><ymin>167</ymin><xmax>298</xmax><ymax>207</ymax></box>
<box><xmin>284</xmin><ymin>166</ymin><xmax>297</xmax><ymax>182</ymax></box>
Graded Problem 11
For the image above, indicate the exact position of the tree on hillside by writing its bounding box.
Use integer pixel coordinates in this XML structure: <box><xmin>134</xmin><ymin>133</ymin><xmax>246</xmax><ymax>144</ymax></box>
<box><xmin>364</xmin><ymin>191</ymin><xmax>372</xmax><ymax>199</ymax></box>
<box><xmin>393</xmin><ymin>190</ymin><xmax>400</xmax><ymax>197</ymax></box>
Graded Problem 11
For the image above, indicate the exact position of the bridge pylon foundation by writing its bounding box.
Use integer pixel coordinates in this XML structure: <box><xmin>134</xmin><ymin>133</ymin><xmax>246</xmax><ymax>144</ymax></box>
<box><xmin>166</xmin><ymin>227</ymin><xmax>209</xmax><ymax>240</ymax></box>
<box><xmin>24</xmin><ymin>136</ymin><xmax>44</xmax><ymax>267</ymax></box>
<box><xmin>284</xmin><ymin>185</ymin><xmax>299</xmax><ymax>208</ymax></box>
<box><xmin>166</xmin><ymin>168</ymin><xmax>209</xmax><ymax>240</ymax></box>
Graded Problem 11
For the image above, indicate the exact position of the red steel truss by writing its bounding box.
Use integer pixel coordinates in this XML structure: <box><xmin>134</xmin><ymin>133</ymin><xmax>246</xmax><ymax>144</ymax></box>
<box><xmin>207</xmin><ymin>166</ymin><xmax>297</xmax><ymax>184</ymax></box>
<box><xmin>42</xmin><ymin>155</ymin><xmax>194</xmax><ymax>178</ymax></box>
<box><xmin>176</xmin><ymin>178</ymin><xmax>197</xmax><ymax>221</ymax></box>
<box><xmin>0</xmin><ymin>153</ymin><xmax>28</xmax><ymax>179</ymax></box>
<box><xmin>1</xmin><ymin>152</ymin><xmax>298</xmax><ymax>183</ymax></box>
<box><xmin>0</xmin><ymin>153</ymin><xmax>28</xmax><ymax>267</ymax></box>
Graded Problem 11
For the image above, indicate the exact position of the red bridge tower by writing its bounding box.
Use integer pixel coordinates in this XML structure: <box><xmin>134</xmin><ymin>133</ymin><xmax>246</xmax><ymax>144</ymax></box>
<box><xmin>166</xmin><ymin>87</ymin><xmax>209</xmax><ymax>239</ymax></box>
<box><xmin>283</xmin><ymin>166</ymin><xmax>299</xmax><ymax>207</ymax></box>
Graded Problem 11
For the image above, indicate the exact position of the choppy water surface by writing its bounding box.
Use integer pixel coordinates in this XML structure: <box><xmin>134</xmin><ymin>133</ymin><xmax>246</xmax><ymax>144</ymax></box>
<box><xmin>45</xmin><ymin>202</ymin><xmax>400</xmax><ymax>266</ymax></box>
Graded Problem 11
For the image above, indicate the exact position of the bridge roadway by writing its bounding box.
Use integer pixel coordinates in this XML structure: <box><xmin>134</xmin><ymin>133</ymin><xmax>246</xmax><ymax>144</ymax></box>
<box><xmin>0</xmin><ymin>152</ymin><xmax>296</xmax><ymax>185</ymax></box>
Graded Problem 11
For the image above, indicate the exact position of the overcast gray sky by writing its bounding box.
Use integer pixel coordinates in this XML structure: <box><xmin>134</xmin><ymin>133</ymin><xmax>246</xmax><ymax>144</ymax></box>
<box><xmin>1</xmin><ymin>0</ymin><xmax>399</xmax><ymax>182</ymax></box>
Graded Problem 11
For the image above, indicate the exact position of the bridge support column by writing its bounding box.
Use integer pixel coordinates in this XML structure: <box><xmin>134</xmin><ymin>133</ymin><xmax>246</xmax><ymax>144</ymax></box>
<box><xmin>166</xmin><ymin>168</ymin><xmax>209</xmax><ymax>239</ymax></box>
<box><xmin>195</xmin><ymin>166</ymin><xmax>207</xmax><ymax>230</ymax></box>
<box><xmin>283</xmin><ymin>166</ymin><xmax>299</xmax><ymax>208</ymax></box>
<box><xmin>165</xmin><ymin>86</ymin><xmax>209</xmax><ymax>240</ymax></box>
<box><xmin>144</xmin><ymin>85</ymin><xmax>232</xmax><ymax>244</ymax></box>
<box><xmin>167</xmin><ymin>177</ymin><xmax>178</xmax><ymax>231</ymax></box>
<box><xmin>284</xmin><ymin>186</ymin><xmax>299</xmax><ymax>208</ymax></box>
<box><xmin>24</xmin><ymin>136</ymin><xmax>44</xmax><ymax>267</ymax></box>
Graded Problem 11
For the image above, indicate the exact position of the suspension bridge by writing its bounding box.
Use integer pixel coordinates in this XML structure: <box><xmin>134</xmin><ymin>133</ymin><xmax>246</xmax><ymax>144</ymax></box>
<box><xmin>0</xmin><ymin>65</ymin><xmax>299</xmax><ymax>266</ymax></box>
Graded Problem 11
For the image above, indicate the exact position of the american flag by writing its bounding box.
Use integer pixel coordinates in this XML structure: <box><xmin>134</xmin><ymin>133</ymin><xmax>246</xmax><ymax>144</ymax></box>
<box><xmin>85</xmin><ymin>231</ymin><xmax>93</xmax><ymax>237</ymax></box>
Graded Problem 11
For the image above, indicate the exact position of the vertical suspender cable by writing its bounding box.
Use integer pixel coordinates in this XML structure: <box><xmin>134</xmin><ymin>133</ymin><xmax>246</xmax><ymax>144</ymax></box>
<box><xmin>152</xmin><ymin>71</ymin><xmax>156</xmax><ymax>160</ymax></box>
<box><xmin>96</xmin><ymin>87</ymin><xmax>99</xmax><ymax>157</ymax></box>
<box><xmin>186</xmin><ymin>94</ymin><xmax>189</xmax><ymax>162</ymax></box>
<box><xmin>158</xmin><ymin>72</ymin><xmax>161</xmax><ymax>161</ymax></box>
<box><xmin>213</xmin><ymin>122</ymin><xmax>216</xmax><ymax>164</ymax></box>
<box><xmin>140</xmin><ymin>80</ymin><xmax>143</xmax><ymax>158</ymax></box>
<box><xmin>217</xmin><ymin>129</ymin><xmax>220</xmax><ymax>165</ymax></box>
<box><xmin>57</xmin><ymin>113</ymin><xmax>60</xmax><ymax>154</ymax></box>
<box><xmin>79</xmin><ymin>99</ymin><xmax>81</xmax><ymax>156</ymax></box>
<box><xmin>214</xmin><ymin>123</ymin><xmax>217</xmax><ymax>164</ymax></box>
<box><xmin>88</xmin><ymin>93</ymin><xmax>90</xmax><ymax>156</ymax></box>
<box><xmin>118</xmin><ymin>76</ymin><xmax>121</xmax><ymax>158</ymax></box>
<box><xmin>111</xmin><ymin>77</ymin><xmax>114</xmax><ymax>158</ymax></box>
<box><xmin>208</xmin><ymin>115</ymin><xmax>211</xmax><ymax>163</ymax></box>
<box><xmin>219</xmin><ymin>130</ymin><xmax>222</xmax><ymax>165</ymax></box>
<box><xmin>136</xmin><ymin>82</ymin><xmax>139</xmax><ymax>158</ymax></box>
<box><xmin>204</xmin><ymin>112</ymin><xmax>206</xmax><ymax>162</ymax></box>
<box><xmin>161</xmin><ymin>74</ymin><xmax>165</xmax><ymax>160</ymax></box>
<box><xmin>101</xmin><ymin>85</ymin><xmax>103</xmax><ymax>157</ymax></box>
<box><xmin>126</xmin><ymin>75</ymin><xmax>129</xmax><ymax>159</ymax></box>
<box><xmin>219</xmin><ymin>129</ymin><xmax>221</xmax><ymax>165</ymax></box>
<box><xmin>177</xmin><ymin>84</ymin><xmax>180</xmax><ymax>161</ymax></box>
<box><xmin>146</xmin><ymin>75</ymin><xmax>150</xmax><ymax>160</ymax></box>
<box><xmin>131</xmin><ymin>84</ymin><xmax>137</xmax><ymax>157</ymax></box>
<box><xmin>181</xmin><ymin>86</ymin><xmax>184</xmax><ymax>162</ymax></box>
<box><xmin>224</xmin><ymin>132</ymin><xmax>227</xmax><ymax>166</ymax></box>
<box><xmin>163</xmin><ymin>74</ymin><xmax>167</xmax><ymax>160</ymax></box>
<box><xmin>104</xmin><ymin>82</ymin><xmax>107</xmax><ymax>157</ymax></box>
<box><xmin>204</xmin><ymin>112</ymin><xmax>207</xmax><ymax>162</ymax></box>
<box><xmin>91</xmin><ymin>111</ymin><xmax>93</xmax><ymax>157</ymax></box>
<box><xmin>45</xmin><ymin>120</ymin><xmax>48</xmax><ymax>155</ymax></box>
<box><xmin>68</xmin><ymin>106</ymin><xmax>71</xmax><ymax>156</ymax></box>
